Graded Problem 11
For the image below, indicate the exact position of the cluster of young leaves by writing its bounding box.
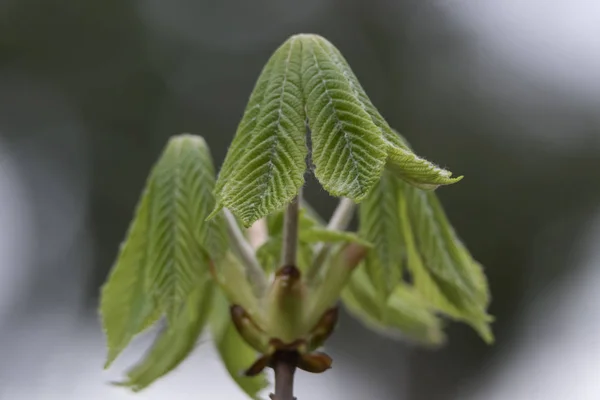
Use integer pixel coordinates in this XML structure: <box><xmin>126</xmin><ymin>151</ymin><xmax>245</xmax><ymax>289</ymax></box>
<box><xmin>210</xmin><ymin>33</ymin><xmax>461</xmax><ymax>228</ymax></box>
<box><xmin>99</xmin><ymin>135</ymin><xmax>268</xmax><ymax>398</ymax></box>
<box><xmin>346</xmin><ymin>161</ymin><xmax>493</xmax><ymax>344</ymax></box>
<box><xmin>99</xmin><ymin>33</ymin><xmax>494</xmax><ymax>400</ymax></box>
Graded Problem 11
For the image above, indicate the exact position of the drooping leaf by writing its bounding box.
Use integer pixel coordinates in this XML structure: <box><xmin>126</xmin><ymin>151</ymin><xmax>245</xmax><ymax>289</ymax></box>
<box><xmin>145</xmin><ymin>135</ymin><xmax>226</xmax><ymax>322</ymax></box>
<box><xmin>382</xmin><ymin>284</ymin><xmax>445</xmax><ymax>346</ymax></box>
<box><xmin>100</xmin><ymin>134</ymin><xmax>225</xmax><ymax>368</ymax></box>
<box><xmin>359</xmin><ymin>170</ymin><xmax>404</xmax><ymax>301</ymax></box>
<box><xmin>116</xmin><ymin>282</ymin><xmax>214</xmax><ymax>391</ymax></box>
<box><xmin>386</xmin><ymin>143</ymin><xmax>463</xmax><ymax>190</ymax></box>
<box><xmin>314</xmin><ymin>38</ymin><xmax>458</xmax><ymax>191</ymax></box>
<box><xmin>342</xmin><ymin>265</ymin><xmax>444</xmax><ymax>346</ymax></box>
<box><xmin>398</xmin><ymin>181</ymin><xmax>493</xmax><ymax>343</ymax></box>
<box><xmin>301</xmin><ymin>34</ymin><xmax>387</xmax><ymax>201</ymax></box>
<box><xmin>211</xmin><ymin>290</ymin><xmax>268</xmax><ymax>400</ymax></box>
<box><xmin>100</xmin><ymin>183</ymin><xmax>160</xmax><ymax>368</ymax></box>
<box><xmin>213</xmin><ymin>36</ymin><xmax>307</xmax><ymax>227</ymax></box>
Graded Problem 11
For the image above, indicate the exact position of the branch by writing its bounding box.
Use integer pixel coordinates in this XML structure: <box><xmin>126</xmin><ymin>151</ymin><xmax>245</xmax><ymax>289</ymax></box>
<box><xmin>306</xmin><ymin>197</ymin><xmax>357</xmax><ymax>283</ymax></box>
<box><xmin>223</xmin><ymin>208</ymin><xmax>268</xmax><ymax>295</ymax></box>
<box><xmin>270</xmin><ymin>351</ymin><xmax>299</xmax><ymax>400</ymax></box>
<box><xmin>271</xmin><ymin>190</ymin><xmax>302</xmax><ymax>400</ymax></box>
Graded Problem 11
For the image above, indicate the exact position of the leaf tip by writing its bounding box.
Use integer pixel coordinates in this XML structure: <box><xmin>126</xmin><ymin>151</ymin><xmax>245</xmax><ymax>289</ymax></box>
<box><xmin>206</xmin><ymin>203</ymin><xmax>224</xmax><ymax>221</ymax></box>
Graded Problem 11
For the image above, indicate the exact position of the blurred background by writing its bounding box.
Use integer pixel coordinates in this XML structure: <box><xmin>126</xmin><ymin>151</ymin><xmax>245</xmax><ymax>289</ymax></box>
<box><xmin>1</xmin><ymin>0</ymin><xmax>600</xmax><ymax>399</ymax></box>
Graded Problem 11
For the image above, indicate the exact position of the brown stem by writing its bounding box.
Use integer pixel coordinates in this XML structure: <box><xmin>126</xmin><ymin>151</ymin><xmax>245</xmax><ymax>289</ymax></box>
<box><xmin>270</xmin><ymin>351</ymin><xmax>299</xmax><ymax>400</ymax></box>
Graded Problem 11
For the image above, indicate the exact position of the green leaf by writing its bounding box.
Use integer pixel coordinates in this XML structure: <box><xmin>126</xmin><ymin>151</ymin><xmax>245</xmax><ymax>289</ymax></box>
<box><xmin>301</xmin><ymin>34</ymin><xmax>387</xmax><ymax>200</ymax></box>
<box><xmin>399</xmin><ymin>181</ymin><xmax>493</xmax><ymax>343</ymax></box>
<box><xmin>145</xmin><ymin>135</ymin><xmax>226</xmax><ymax>322</ymax></box>
<box><xmin>211</xmin><ymin>290</ymin><xmax>268</xmax><ymax>400</ymax></box>
<box><xmin>382</xmin><ymin>284</ymin><xmax>445</xmax><ymax>346</ymax></box>
<box><xmin>100</xmin><ymin>134</ymin><xmax>225</xmax><ymax>368</ymax></box>
<box><xmin>312</xmin><ymin>38</ymin><xmax>457</xmax><ymax>191</ymax></box>
<box><xmin>386</xmin><ymin>142</ymin><xmax>463</xmax><ymax>190</ymax></box>
<box><xmin>213</xmin><ymin>36</ymin><xmax>307</xmax><ymax>227</ymax></box>
<box><xmin>342</xmin><ymin>265</ymin><xmax>444</xmax><ymax>346</ymax></box>
<box><xmin>100</xmin><ymin>183</ymin><xmax>160</xmax><ymax>368</ymax></box>
<box><xmin>359</xmin><ymin>170</ymin><xmax>404</xmax><ymax>300</ymax></box>
<box><xmin>116</xmin><ymin>282</ymin><xmax>214</xmax><ymax>391</ymax></box>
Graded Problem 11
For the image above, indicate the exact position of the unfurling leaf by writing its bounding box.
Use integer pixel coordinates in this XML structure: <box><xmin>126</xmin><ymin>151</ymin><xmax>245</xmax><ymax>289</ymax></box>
<box><xmin>212</xmin><ymin>36</ymin><xmax>307</xmax><ymax>227</ymax></box>
<box><xmin>355</xmin><ymin>166</ymin><xmax>492</xmax><ymax>343</ymax></box>
<box><xmin>399</xmin><ymin>182</ymin><xmax>493</xmax><ymax>342</ymax></box>
<box><xmin>301</xmin><ymin>35</ymin><xmax>387</xmax><ymax>200</ymax></box>
<box><xmin>100</xmin><ymin>134</ymin><xmax>226</xmax><ymax>368</ymax></box>
<box><xmin>116</xmin><ymin>283</ymin><xmax>213</xmax><ymax>391</ymax></box>
<box><xmin>211</xmin><ymin>291</ymin><xmax>268</xmax><ymax>400</ymax></box>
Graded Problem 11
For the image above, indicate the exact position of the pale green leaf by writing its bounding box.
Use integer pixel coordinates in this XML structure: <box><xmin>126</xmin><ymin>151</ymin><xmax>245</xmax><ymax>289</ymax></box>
<box><xmin>214</xmin><ymin>36</ymin><xmax>307</xmax><ymax>227</ymax></box>
<box><xmin>100</xmin><ymin>183</ymin><xmax>160</xmax><ymax>368</ymax></box>
<box><xmin>116</xmin><ymin>282</ymin><xmax>213</xmax><ymax>391</ymax></box>
<box><xmin>399</xmin><ymin>182</ymin><xmax>493</xmax><ymax>342</ymax></box>
<box><xmin>211</xmin><ymin>290</ymin><xmax>268</xmax><ymax>400</ymax></box>
<box><xmin>301</xmin><ymin>34</ymin><xmax>387</xmax><ymax>200</ymax></box>
<box><xmin>359</xmin><ymin>170</ymin><xmax>404</xmax><ymax>300</ymax></box>
<box><xmin>382</xmin><ymin>284</ymin><xmax>445</xmax><ymax>346</ymax></box>
<box><xmin>145</xmin><ymin>135</ymin><xmax>226</xmax><ymax>322</ymax></box>
<box><xmin>342</xmin><ymin>265</ymin><xmax>444</xmax><ymax>346</ymax></box>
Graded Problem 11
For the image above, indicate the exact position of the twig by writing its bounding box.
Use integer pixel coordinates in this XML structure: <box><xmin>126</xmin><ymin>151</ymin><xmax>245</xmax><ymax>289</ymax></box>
<box><xmin>271</xmin><ymin>190</ymin><xmax>302</xmax><ymax>400</ymax></box>
<box><xmin>270</xmin><ymin>351</ymin><xmax>299</xmax><ymax>400</ymax></box>
<box><xmin>223</xmin><ymin>208</ymin><xmax>268</xmax><ymax>295</ymax></box>
<box><xmin>306</xmin><ymin>197</ymin><xmax>356</xmax><ymax>283</ymax></box>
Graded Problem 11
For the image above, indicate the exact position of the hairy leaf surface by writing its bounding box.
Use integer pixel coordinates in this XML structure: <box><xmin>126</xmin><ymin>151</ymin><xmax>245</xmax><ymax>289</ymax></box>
<box><xmin>211</xmin><ymin>291</ymin><xmax>268</xmax><ymax>400</ymax></box>
<box><xmin>146</xmin><ymin>135</ymin><xmax>226</xmax><ymax>322</ymax></box>
<box><xmin>116</xmin><ymin>283</ymin><xmax>213</xmax><ymax>391</ymax></box>
<box><xmin>386</xmin><ymin>143</ymin><xmax>462</xmax><ymax>190</ymax></box>
<box><xmin>213</xmin><ymin>37</ymin><xmax>307</xmax><ymax>227</ymax></box>
<box><xmin>301</xmin><ymin>35</ymin><xmax>387</xmax><ymax>200</ymax></box>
